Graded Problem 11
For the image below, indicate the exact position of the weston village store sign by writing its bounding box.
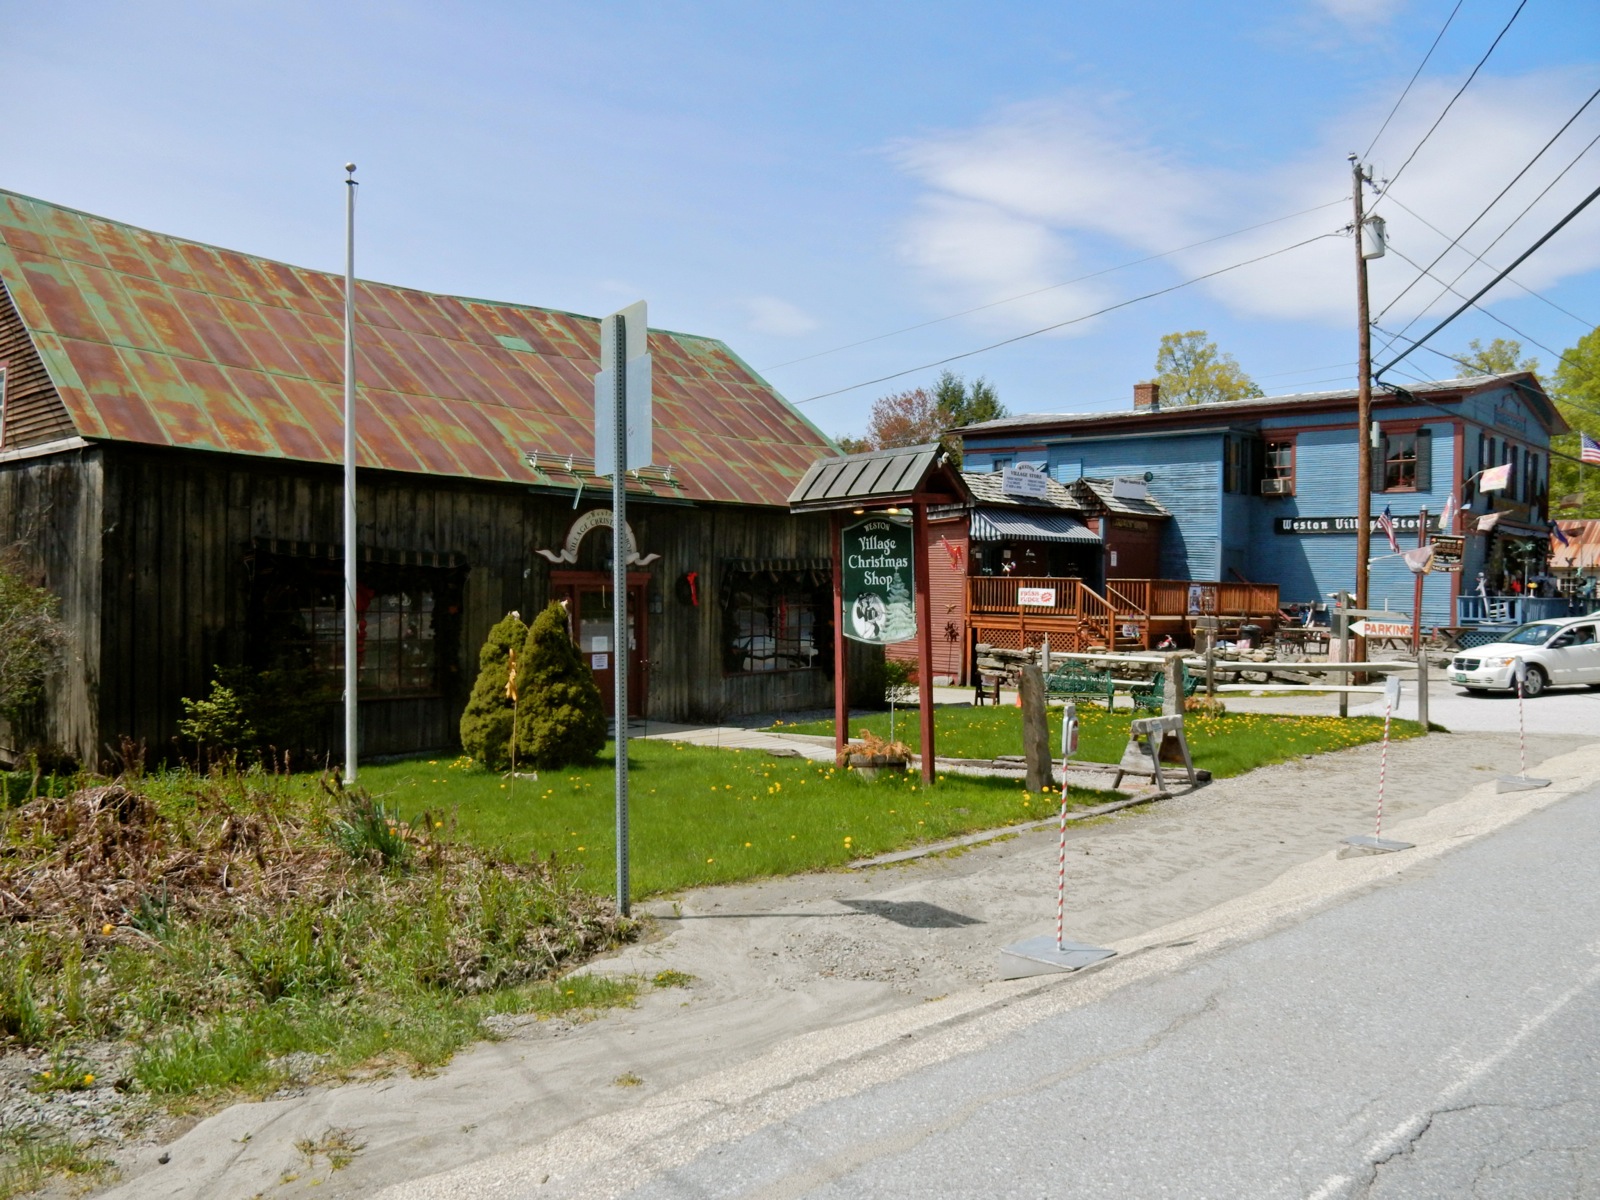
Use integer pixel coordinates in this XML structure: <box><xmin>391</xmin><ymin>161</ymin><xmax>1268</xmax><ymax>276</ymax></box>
<box><xmin>1275</xmin><ymin>514</ymin><xmax>1425</xmax><ymax>535</ymax></box>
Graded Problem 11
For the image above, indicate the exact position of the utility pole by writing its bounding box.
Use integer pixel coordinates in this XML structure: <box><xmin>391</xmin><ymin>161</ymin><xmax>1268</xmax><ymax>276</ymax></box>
<box><xmin>1351</xmin><ymin>154</ymin><xmax>1374</xmax><ymax>666</ymax></box>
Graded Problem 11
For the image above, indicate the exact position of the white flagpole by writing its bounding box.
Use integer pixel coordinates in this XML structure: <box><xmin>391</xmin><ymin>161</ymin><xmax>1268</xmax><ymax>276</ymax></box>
<box><xmin>343</xmin><ymin>163</ymin><xmax>359</xmax><ymax>785</ymax></box>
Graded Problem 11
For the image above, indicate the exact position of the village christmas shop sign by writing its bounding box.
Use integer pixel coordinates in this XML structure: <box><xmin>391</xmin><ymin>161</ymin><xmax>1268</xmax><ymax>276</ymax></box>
<box><xmin>842</xmin><ymin>517</ymin><xmax>917</xmax><ymax>644</ymax></box>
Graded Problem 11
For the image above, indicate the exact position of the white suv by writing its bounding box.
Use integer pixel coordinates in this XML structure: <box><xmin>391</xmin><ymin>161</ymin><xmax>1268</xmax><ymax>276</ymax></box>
<box><xmin>1450</xmin><ymin>613</ymin><xmax>1600</xmax><ymax>697</ymax></box>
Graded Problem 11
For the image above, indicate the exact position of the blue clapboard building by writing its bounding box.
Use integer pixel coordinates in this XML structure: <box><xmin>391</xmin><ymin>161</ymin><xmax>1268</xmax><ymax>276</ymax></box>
<box><xmin>957</xmin><ymin>374</ymin><xmax>1564</xmax><ymax>629</ymax></box>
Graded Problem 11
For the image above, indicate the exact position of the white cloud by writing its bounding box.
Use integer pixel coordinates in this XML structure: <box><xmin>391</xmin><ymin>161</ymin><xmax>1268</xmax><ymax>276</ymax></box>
<box><xmin>891</xmin><ymin>69</ymin><xmax>1600</xmax><ymax>342</ymax></box>
<box><xmin>1311</xmin><ymin>0</ymin><xmax>1404</xmax><ymax>28</ymax></box>
<box><xmin>743</xmin><ymin>295</ymin><xmax>820</xmax><ymax>337</ymax></box>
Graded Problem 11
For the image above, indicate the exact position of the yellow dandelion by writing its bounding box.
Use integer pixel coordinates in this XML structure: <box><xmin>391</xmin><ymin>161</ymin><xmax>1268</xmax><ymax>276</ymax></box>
<box><xmin>706</xmin><ymin>857</ymin><xmax>715</xmax><ymax>863</ymax></box>
<box><xmin>82</xmin><ymin>1073</ymin><xmax>94</xmax><ymax>1086</ymax></box>
<box><xmin>744</xmin><ymin>841</ymin><xmax>752</xmax><ymax>847</ymax></box>
<box><xmin>101</xmin><ymin>923</ymin><xmax>114</xmax><ymax>936</ymax></box>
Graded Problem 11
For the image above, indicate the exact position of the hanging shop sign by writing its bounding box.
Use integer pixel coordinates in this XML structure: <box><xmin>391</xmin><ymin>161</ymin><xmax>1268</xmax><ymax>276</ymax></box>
<box><xmin>536</xmin><ymin>508</ymin><xmax>660</xmax><ymax>566</ymax></box>
<box><xmin>841</xmin><ymin>517</ymin><xmax>917</xmax><ymax>644</ymax></box>
<box><xmin>1274</xmin><ymin>514</ymin><xmax>1424</xmax><ymax>535</ymax></box>
<box><xmin>1432</xmin><ymin>534</ymin><xmax>1464</xmax><ymax>572</ymax></box>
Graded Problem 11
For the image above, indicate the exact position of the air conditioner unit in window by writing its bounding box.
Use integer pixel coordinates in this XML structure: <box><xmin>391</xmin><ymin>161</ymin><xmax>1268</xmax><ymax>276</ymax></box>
<box><xmin>1261</xmin><ymin>478</ymin><xmax>1293</xmax><ymax>496</ymax></box>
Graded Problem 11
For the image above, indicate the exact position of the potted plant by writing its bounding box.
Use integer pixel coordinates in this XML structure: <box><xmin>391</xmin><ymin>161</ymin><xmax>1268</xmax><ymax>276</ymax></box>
<box><xmin>843</xmin><ymin>728</ymin><xmax>913</xmax><ymax>779</ymax></box>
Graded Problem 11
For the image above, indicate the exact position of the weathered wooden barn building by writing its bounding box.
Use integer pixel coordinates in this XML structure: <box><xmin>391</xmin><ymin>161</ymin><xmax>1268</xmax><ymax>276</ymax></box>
<box><xmin>0</xmin><ymin>190</ymin><xmax>855</xmax><ymax>766</ymax></box>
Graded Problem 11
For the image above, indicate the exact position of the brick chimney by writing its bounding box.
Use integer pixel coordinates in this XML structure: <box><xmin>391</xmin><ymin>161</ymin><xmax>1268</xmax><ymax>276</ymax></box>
<box><xmin>1133</xmin><ymin>381</ymin><xmax>1161</xmax><ymax>412</ymax></box>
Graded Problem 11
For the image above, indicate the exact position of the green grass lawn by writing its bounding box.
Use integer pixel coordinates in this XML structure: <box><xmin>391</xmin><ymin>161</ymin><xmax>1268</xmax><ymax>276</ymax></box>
<box><xmin>771</xmin><ymin>704</ymin><xmax>1422</xmax><ymax>781</ymax></box>
<box><xmin>349</xmin><ymin>744</ymin><xmax>1119</xmax><ymax>901</ymax></box>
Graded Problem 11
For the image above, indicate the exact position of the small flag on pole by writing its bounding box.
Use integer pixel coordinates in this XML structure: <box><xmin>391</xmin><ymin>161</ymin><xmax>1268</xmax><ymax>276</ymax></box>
<box><xmin>1377</xmin><ymin>505</ymin><xmax>1400</xmax><ymax>553</ymax></box>
<box><xmin>1477</xmin><ymin>511</ymin><xmax>1503</xmax><ymax>533</ymax></box>
<box><xmin>1438</xmin><ymin>493</ymin><xmax>1457</xmax><ymax>533</ymax></box>
<box><xmin>1479</xmin><ymin>462</ymin><xmax>1512</xmax><ymax>492</ymax></box>
<box><xmin>1558</xmin><ymin>493</ymin><xmax>1584</xmax><ymax>509</ymax></box>
<box><xmin>1551</xmin><ymin>521</ymin><xmax>1572</xmax><ymax>547</ymax></box>
<box><xmin>1402</xmin><ymin>544</ymin><xmax>1436</xmax><ymax>575</ymax></box>
<box><xmin>1582</xmin><ymin>433</ymin><xmax>1600</xmax><ymax>465</ymax></box>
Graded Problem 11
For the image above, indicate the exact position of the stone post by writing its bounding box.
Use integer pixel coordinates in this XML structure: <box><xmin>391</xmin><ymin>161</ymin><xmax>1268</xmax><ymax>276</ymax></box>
<box><xmin>1020</xmin><ymin>664</ymin><xmax>1052</xmax><ymax>794</ymax></box>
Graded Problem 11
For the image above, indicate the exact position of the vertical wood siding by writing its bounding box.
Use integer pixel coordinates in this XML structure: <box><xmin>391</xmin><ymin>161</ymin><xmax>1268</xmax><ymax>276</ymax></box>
<box><xmin>0</xmin><ymin>447</ymin><xmax>102</xmax><ymax>764</ymax></box>
<box><xmin>84</xmin><ymin>446</ymin><xmax>839</xmax><ymax>764</ymax></box>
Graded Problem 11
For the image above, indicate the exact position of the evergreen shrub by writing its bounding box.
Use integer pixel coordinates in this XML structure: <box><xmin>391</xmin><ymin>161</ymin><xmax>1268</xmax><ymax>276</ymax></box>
<box><xmin>517</xmin><ymin>602</ymin><xmax>606</xmax><ymax>769</ymax></box>
<box><xmin>458</xmin><ymin>611</ymin><xmax>528</xmax><ymax>770</ymax></box>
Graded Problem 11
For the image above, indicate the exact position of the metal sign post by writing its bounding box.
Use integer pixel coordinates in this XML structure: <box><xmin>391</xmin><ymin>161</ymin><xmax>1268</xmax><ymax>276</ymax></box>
<box><xmin>1342</xmin><ymin>674</ymin><xmax>1414</xmax><ymax>853</ymax></box>
<box><xmin>1498</xmin><ymin>658</ymin><xmax>1552</xmax><ymax>792</ymax></box>
<box><xmin>595</xmin><ymin>301</ymin><xmax>652</xmax><ymax>917</ymax></box>
<box><xmin>1336</xmin><ymin>591</ymin><xmax>1350</xmax><ymax>718</ymax></box>
<box><xmin>999</xmin><ymin>701</ymin><xmax>1115</xmax><ymax>979</ymax></box>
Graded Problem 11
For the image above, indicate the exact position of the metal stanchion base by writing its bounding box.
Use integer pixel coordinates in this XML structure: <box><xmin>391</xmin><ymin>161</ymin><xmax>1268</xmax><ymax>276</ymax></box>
<box><xmin>999</xmin><ymin>935</ymin><xmax>1116</xmax><ymax>979</ymax></box>
<box><xmin>1341</xmin><ymin>834</ymin><xmax>1415</xmax><ymax>854</ymax></box>
<box><xmin>1496</xmin><ymin>775</ymin><xmax>1551</xmax><ymax>793</ymax></box>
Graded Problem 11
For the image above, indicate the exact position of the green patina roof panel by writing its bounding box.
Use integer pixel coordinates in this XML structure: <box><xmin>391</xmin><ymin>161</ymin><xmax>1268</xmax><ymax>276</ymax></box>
<box><xmin>0</xmin><ymin>189</ymin><xmax>835</xmax><ymax>506</ymax></box>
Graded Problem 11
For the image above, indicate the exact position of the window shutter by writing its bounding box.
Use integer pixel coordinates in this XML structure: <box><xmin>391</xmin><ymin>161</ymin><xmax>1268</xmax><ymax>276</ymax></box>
<box><xmin>1370</xmin><ymin>433</ymin><xmax>1386</xmax><ymax>492</ymax></box>
<box><xmin>1414</xmin><ymin>428</ymin><xmax>1431</xmax><ymax>493</ymax></box>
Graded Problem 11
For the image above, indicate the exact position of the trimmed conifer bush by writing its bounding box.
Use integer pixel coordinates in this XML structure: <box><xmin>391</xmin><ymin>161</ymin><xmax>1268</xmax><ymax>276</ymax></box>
<box><xmin>517</xmin><ymin>601</ymin><xmax>606</xmax><ymax>769</ymax></box>
<box><xmin>459</xmin><ymin>611</ymin><xmax>528</xmax><ymax>769</ymax></box>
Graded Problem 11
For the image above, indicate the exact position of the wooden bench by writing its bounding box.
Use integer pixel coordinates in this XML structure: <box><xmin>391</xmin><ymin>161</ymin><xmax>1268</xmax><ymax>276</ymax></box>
<box><xmin>1043</xmin><ymin>667</ymin><xmax>1117</xmax><ymax>710</ymax></box>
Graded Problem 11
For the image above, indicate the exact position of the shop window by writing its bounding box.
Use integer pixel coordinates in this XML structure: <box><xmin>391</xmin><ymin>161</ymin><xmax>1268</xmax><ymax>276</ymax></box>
<box><xmin>722</xmin><ymin>571</ymin><xmax>828</xmax><ymax>673</ymax></box>
<box><xmin>1371</xmin><ymin>427</ymin><xmax>1431</xmax><ymax>493</ymax></box>
<box><xmin>1263</xmin><ymin>440</ymin><xmax>1294</xmax><ymax>495</ymax></box>
<box><xmin>250</xmin><ymin>554</ymin><xmax>463</xmax><ymax>696</ymax></box>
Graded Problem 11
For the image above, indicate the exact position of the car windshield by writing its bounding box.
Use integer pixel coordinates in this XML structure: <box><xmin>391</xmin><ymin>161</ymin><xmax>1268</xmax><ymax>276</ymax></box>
<box><xmin>1502</xmin><ymin>623</ymin><xmax>1560</xmax><ymax>646</ymax></box>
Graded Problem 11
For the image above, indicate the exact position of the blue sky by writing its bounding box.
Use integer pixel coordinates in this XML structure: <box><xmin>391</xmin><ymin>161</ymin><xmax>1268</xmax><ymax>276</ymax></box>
<box><xmin>4</xmin><ymin>1</ymin><xmax>1597</xmax><ymax>439</ymax></box>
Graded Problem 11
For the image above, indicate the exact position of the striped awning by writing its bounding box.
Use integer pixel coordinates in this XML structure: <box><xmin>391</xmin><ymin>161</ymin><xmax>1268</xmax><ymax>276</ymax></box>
<box><xmin>968</xmin><ymin>507</ymin><xmax>1100</xmax><ymax>544</ymax></box>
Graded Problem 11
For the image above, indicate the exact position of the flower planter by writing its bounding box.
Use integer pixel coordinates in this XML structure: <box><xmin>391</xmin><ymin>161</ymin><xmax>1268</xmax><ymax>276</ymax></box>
<box><xmin>847</xmin><ymin>754</ymin><xmax>909</xmax><ymax>781</ymax></box>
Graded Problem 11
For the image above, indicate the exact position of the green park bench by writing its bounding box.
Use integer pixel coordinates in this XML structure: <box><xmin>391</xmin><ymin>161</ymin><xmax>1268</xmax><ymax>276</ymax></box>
<box><xmin>1043</xmin><ymin>666</ymin><xmax>1117</xmax><ymax>710</ymax></box>
<box><xmin>1130</xmin><ymin>665</ymin><xmax>1200</xmax><ymax>713</ymax></box>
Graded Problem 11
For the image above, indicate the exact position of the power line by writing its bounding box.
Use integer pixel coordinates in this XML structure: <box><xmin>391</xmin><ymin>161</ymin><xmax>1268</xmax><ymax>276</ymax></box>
<box><xmin>1363</xmin><ymin>0</ymin><xmax>1465</xmax><ymax>160</ymax></box>
<box><xmin>1372</xmin><ymin>0</ymin><xmax>1528</xmax><ymax>209</ymax></box>
<box><xmin>1374</xmin><ymin>123</ymin><xmax>1600</xmax><ymax>365</ymax></box>
<box><xmin>1374</xmin><ymin>82</ymin><xmax>1600</xmax><ymax>326</ymax></box>
<box><xmin>1369</xmin><ymin>334</ymin><xmax>1600</xmax><ymax>464</ymax></box>
<box><xmin>1374</xmin><ymin>179</ymin><xmax>1600</xmax><ymax>381</ymax></box>
<box><xmin>760</xmin><ymin>198</ymin><xmax>1349</xmax><ymax>373</ymax></box>
<box><xmin>1382</xmin><ymin>183</ymin><xmax>1598</xmax><ymax>330</ymax></box>
<box><xmin>1383</xmin><ymin>243</ymin><xmax>1585</xmax><ymax>377</ymax></box>
<box><xmin>791</xmin><ymin>231</ymin><xmax>1344</xmax><ymax>406</ymax></box>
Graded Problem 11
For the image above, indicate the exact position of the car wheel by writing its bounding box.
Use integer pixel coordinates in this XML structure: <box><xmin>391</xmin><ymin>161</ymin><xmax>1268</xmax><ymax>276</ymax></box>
<box><xmin>1521</xmin><ymin>665</ymin><xmax>1548</xmax><ymax>697</ymax></box>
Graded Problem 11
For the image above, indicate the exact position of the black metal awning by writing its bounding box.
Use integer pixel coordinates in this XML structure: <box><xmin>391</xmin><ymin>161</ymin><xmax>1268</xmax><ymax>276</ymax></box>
<box><xmin>968</xmin><ymin>508</ymin><xmax>1101</xmax><ymax>544</ymax></box>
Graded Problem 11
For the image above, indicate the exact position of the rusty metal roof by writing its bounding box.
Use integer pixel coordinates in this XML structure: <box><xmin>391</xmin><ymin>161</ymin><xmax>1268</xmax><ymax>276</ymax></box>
<box><xmin>787</xmin><ymin>443</ymin><xmax>971</xmax><ymax>513</ymax></box>
<box><xmin>0</xmin><ymin>189</ymin><xmax>834</xmax><ymax>506</ymax></box>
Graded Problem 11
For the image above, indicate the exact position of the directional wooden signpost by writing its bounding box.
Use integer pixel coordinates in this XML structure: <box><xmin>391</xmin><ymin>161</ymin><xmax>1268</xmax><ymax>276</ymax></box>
<box><xmin>1349</xmin><ymin>618</ymin><xmax>1414</xmax><ymax>641</ymax></box>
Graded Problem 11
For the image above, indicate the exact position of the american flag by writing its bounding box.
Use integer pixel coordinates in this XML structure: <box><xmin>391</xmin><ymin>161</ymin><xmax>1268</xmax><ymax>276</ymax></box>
<box><xmin>1582</xmin><ymin>432</ymin><xmax>1600</xmax><ymax>465</ymax></box>
<box><xmin>1377</xmin><ymin>505</ymin><xmax>1400</xmax><ymax>553</ymax></box>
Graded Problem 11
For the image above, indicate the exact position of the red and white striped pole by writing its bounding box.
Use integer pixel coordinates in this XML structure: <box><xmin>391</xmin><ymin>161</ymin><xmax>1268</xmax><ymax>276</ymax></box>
<box><xmin>1055</xmin><ymin>701</ymin><xmax>1079</xmax><ymax>951</ymax></box>
<box><xmin>1374</xmin><ymin>689</ymin><xmax>1393</xmax><ymax>837</ymax></box>
<box><xmin>1516</xmin><ymin>660</ymin><xmax>1528</xmax><ymax>778</ymax></box>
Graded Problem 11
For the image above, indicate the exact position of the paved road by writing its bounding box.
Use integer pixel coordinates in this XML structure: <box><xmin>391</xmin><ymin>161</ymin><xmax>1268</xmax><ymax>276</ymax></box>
<box><xmin>1352</xmin><ymin>675</ymin><xmax>1600</xmax><ymax>737</ymax></box>
<box><xmin>423</xmin><ymin>781</ymin><xmax>1599</xmax><ymax>1200</ymax></box>
<box><xmin>616</xmin><ymin>786</ymin><xmax>1600</xmax><ymax>1199</ymax></box>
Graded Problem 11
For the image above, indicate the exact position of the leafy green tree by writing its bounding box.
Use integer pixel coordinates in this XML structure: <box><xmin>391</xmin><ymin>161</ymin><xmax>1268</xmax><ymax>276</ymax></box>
<box><xmin>517</xmin><ymin>601</ymin><xmax>606</xmax><ymax>770</ymax></box>
<box><xmin>843</xmin><ymin>371</ymin><xmax>1009</xmax><ymax>464</ymax></box>
<box><xmin>1547</xmin><ymin>326</ymin><xmax>1600</xmax><ymax>519</ymax></box>
<box><xmin>459</xmin><ymin>610</ymin><xmax>528</xmax><ymax>769</ymax></box>
<box><xmin>932</xmin><ymin>370</ymin><xmax>1008</xmax><ymax>464</ymax></box>
<box><xmin>833</xmin><ymin>433</ymin><xmax>872</xmax><ymax>455</ymax></box>
<box><xmin>1153</xmin><ymin>331</ymin><xmax>1263</xmax><ymax>406</ymax></box>
<box><xmin>1456</xmin><ymin>337</ymin><xmax>1538</xmax><ymax>376</ymax></box>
